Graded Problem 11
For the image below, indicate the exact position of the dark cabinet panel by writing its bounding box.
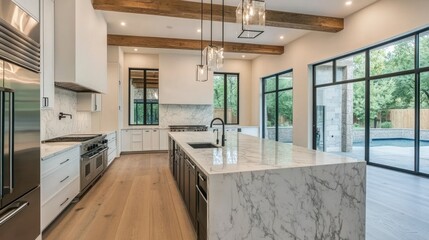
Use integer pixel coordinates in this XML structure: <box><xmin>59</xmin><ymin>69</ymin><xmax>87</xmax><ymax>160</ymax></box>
<box><xmin>197</xmin><ymin>171</ymin><xmax>207</xmax><ymax>240</ymax></box>
<box><xmin>184</xmin><ymin>157</ymin><xmax>190</xmax><ymax>208</ymax></box>
<box><xmin>168</xmin><ymin>141</ymin><xmax>206</xmax><ymax>239</ymax></box>
<box><xmin>179</xmin><ymin>151</ymin><xmax>185</xmax><ymax>198</ymax></box>
<box><xmin>189</xmin><ymin>161</ymin><xmax>197</xmax><ymax>229</ymax></box>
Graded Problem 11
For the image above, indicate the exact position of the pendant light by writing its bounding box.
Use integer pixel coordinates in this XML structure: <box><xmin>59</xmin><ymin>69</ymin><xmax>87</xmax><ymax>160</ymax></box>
<box><xmin>203</xmin><ymin>0</ymin><xmax>219</xmax><ymax>71</ymax></box>
<box><xmin>196</xmin><ymin>0</ymin><xmax>208</xmax><ymax>82</ymax></box>
<box><xmin>216</xmin><ymin>0</ymin><xmax>225</xmax><ymax>69</ymax></box>
<box><xmin>236</xmin><ymin>0</ymin><xmax>265</xmax><ymax>39</ymax></box>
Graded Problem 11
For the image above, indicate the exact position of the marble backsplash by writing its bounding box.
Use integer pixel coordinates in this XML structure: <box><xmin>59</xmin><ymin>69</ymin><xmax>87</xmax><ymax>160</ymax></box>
<box><xmin>159</xmin><ymin>104</ymin><xmax>213</xmax><ymax>127</ymax></box>
<box><xmin>41</xmin><ymin>88</ymin><xmax>92</xmax><ymax>140</ymax></box>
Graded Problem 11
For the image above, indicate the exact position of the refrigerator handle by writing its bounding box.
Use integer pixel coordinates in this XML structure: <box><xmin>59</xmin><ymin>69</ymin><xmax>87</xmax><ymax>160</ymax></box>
<box><xmin>9</xmin><ymin>92</ymin><xmax>14</xmax><ymax>192</ymax></box>
<box><xmin>0</xmin><ymin>91</ymin><xmax>3</xmax><ymax>198</ymax></box>
<box><xmin>0</xmin><ymin>201</ymin><xmax>29</xmax><ymax>226</ymax></box>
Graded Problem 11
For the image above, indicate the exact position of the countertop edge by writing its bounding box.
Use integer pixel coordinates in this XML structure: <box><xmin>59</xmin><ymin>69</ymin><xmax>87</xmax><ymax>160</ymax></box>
<box><xmin>41</xmin><ymin>142</ymin><xmax>81</xmax><ymax>160</ymax></box>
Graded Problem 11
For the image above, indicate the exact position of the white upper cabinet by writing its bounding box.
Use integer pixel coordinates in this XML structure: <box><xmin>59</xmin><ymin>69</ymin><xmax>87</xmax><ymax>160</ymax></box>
<box><xmin>41</xmin><ymin>0</ymin><xmax>55</xmax><ymax>109</ymax></box>
<box><xmin>77</xmin><ymin>93</ymin><xmax>102</xmax><ymax>112</ymax></box>
<box><xmin>54</xmin><ymin>0</ymin><xmax>107</xmax><ymax>93</ymax></box>
<box><xmin>13</xmin><ymin>0</ymin><xmax>40</xmax><ymax>21</ymax></box>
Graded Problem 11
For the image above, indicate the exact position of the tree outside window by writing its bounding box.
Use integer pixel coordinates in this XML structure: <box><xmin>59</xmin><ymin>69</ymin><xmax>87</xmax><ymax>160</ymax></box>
<box><xmin>213</xmin><ymin>73</ymin><xmax>239</xmax><ymax>124</ymax></box>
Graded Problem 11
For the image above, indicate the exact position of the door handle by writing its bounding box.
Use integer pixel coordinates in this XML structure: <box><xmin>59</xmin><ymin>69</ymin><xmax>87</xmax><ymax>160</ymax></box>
<box><xmin>9</xmin><ymin>92</ymin><xmax>14</xmax><ymax>193</ymax></box>
<box><xmin>0</xmin><ymin>201</ymin><xmax>29</xmax><ymax>226</ymax></box>
<box><xmin>0</xmin><ymin>91</ymin><xmax>3</xmax><ymax>198</ymax></box>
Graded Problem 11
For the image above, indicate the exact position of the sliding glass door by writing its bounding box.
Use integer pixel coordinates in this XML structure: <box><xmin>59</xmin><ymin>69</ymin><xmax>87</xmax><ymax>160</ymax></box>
<box><xmin>313</xmin><ymin>27</ymin><xmax>429</xmax><ymax>176</ymax></box>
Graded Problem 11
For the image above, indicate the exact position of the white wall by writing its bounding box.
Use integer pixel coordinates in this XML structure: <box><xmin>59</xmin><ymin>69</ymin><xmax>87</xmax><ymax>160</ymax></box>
<box><xmin>251</xmin><ymin>0</ymin><xmax>429</xmax><ymax>148</ymax></box>
<box><xmin>221</xmin><ymin>59</ymin><xmax>252</xmax><ymax>126</ymax></box>
<box><xmin>159</xmin><ymin>54</ymin><xmax>213</xmax><ymax>105</ymax></box>
<box><xmin>121</xmin><ymin>53</ymin><xmax>254</xmax><ymax>128</ymax></box>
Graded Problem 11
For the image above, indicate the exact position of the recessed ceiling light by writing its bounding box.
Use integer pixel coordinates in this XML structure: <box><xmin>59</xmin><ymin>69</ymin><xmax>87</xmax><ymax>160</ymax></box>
<box><xmin>280</xmin><ymin>35</ymin><xmax>284</xmax><ymax>40</ymax></box>
<box><xmin>242</xmin><ymin>55</ymin><xmax>246</xmax><ymax>58</ymax></box>
<box><xmin>134</xmin><ymin>48</ymin><xmax>138</xmax><ymax>52</ymax></box>
<box><xmin>120</xmin><ymin>22</ymin><xmax>126</xmax><ymax>26</ymax></box>
<box><xmin>345</xmin><ymin>1</ymin><xmax>352</xmax><ymax>6</ymax></box>
<box><xmin>197</xmin><ymin>29</ymin><xmax>201</xmax><ymax>33</ymax></box>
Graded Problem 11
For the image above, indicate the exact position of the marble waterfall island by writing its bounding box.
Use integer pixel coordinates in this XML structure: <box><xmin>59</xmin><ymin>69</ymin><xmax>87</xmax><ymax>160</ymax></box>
<box><xmin>169</xmin><ymin>132</ymin><xmax>366</xmax><ymax>240</ymax></box>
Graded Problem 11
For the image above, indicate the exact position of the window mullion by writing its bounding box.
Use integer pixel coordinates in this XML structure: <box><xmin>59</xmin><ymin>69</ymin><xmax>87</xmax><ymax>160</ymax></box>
<box><xmin>143</xmin><ymin>70</ymin><xmax>147</xmax><ymax>125</ymax></box>
<box><xmin>224</xmin><ymin>74</ymin><xmax>228</xmax><ymax>124</ymax></box>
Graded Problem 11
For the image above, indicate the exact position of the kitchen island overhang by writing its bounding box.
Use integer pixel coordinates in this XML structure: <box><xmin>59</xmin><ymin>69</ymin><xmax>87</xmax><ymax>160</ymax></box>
<box><xmin>169</xmin><ymin>132</ymin><xmax>366</xmax><ymax>240</ymax></box>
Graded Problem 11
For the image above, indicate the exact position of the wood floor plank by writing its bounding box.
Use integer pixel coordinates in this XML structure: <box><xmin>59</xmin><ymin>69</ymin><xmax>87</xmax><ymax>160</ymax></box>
<box><xmin>43</xmin><ymin>153</ymin><xmax>196</xmax><ymax>240</ymax></box>
<box><xmin>44</xmin><ymin>154</ymin><xmax>429</xmax><ymax>240</ymax></box>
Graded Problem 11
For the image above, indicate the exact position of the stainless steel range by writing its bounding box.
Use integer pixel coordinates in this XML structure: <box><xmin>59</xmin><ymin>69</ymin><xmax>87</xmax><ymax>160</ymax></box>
<box><xmin>43</xmin><ymin>134</ymin><xmax>108</xmax><ymax>197</ymax></box>
<box><xmin>169</xmin><ymin>125</ymin><xmax>208</xmax><ymax>132</ymax></box>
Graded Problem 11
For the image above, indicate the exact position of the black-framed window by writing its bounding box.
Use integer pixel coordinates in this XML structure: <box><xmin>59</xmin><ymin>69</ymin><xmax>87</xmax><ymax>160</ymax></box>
<box><xmin>213</xmin><ymin>73</ymin><xmax>239</xmax><ymax>125</ymax></box>
<box><xmin>129</xmin><ymin>68</ymin><xmax>159</xmax><ymax>125</ymax></box>
<box><xmin>262</xmin><ymin>70</ymin><xmax>293</xmax><ymax>143</ymax></box>
<box><xmin>312</xmin><ymin>27</ymin><xmax>429</xmax><ymax>177</ymax></box>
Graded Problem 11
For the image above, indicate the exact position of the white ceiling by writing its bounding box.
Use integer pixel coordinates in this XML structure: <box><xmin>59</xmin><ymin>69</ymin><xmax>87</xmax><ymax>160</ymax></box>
<box><xmin>100</xmin><ymin>0</ymin><xmax>378</xmax><ymax>58</ymax></box>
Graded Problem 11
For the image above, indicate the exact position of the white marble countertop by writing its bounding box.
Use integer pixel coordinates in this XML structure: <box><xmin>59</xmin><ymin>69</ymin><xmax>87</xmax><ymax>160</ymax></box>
<box><xmin>169</xmin><ymin>132</ymin><xmax>364</xmax><ymax>176</ymax></box>
<box><xmin>40</xmin><ymin>130</ymin><xmax>117</xmax><ymax>160</ymax></box>
<box><xmin>41</xmin><ymin>142</ymin><xmax>81</xmax><ymax>160</ymax></box>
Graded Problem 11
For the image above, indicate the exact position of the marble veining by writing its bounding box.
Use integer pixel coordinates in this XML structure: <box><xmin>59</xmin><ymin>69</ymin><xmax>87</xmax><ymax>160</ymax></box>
<box><xmin>159</xmin><ymin>104</ymin><xmax>213</xmax><ymax>127</ymax></box>
<box><xmin>171</xmin><ymin>132</ymin><xmax>366</xmax><ymax>239</ymax></box>
<box><xmin>169</xmin><ymin>132</ymin><xmax>364</xmax><ymax>175</ymax></box>
<box><xmin>41</xmin><ymin>142</ymin><xmax>81</xmax><ymax>160</ymax></box>
<box><xmin>209</xmin><ymin>163</ymin><xmax>366</xmax><ymax>240</ymax></box>
<box><xmin>41</xmin><ymin>88</ymin><xmax>92</xmax><ymax>140</ymax></box>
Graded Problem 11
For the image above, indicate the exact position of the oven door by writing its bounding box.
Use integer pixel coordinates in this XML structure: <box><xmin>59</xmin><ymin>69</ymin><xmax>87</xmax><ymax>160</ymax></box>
<box><xmin>80</xmin><ymin>155</ymin><xmax>95</xmax><ymax>192</ymax></box>
<box><xmin>80</xmin><ymin>147</ymin><xmax>108</xmax><ymax>193</ymax></box>
<box><xmin>93</xmin><ymin>148</ymin><xmax>108</xmax><ymax>177</ymax></box>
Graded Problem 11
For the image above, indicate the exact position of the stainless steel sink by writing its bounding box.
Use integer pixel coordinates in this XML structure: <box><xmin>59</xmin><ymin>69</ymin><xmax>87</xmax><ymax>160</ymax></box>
<box><xmin>188</xmin><ymin>142</ymin><xmax>219</xmax><ymax>149</ymax></box>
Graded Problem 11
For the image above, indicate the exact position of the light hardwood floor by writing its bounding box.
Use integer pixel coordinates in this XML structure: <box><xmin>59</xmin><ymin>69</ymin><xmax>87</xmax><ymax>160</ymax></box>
<box><xmin>44</xmin><ymin>153</ymin><xmax>429</xmax><ymax>240</ymax></box>
<box><xmin>43</xmin><ymin>153</ymin><xmax>196</xmax><ymax>240</ymax></box>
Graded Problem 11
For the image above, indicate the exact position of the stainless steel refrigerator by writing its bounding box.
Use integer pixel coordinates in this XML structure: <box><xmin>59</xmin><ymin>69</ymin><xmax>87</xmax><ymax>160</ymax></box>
<box><xmin>0</xmin><ymin>0</ymin><xmax>41</xmax><ymax>239</ymax></box>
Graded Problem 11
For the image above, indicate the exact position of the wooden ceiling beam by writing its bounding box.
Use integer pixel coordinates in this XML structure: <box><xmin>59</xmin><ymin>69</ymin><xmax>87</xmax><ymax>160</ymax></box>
<box><xmin>108</xmin><ymin>34</ymin><xmax>284</xmax><ymax>55</ymax></box>
<box><xmin>93</xmin><ymin>0</ymin><xmax>344</xmax><ymax>33</ymax></box>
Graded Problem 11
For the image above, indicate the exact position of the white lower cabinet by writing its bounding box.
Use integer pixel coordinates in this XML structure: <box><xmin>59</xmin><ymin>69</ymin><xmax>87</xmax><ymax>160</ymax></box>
<box><xmin>151</xmin><ymin>129</ymin><xmax>160</xmax><ymax>150</ymax></box>
<box><xmin>106</xmin><ymin>132</ymin><xmax>117</xmax><ymax>166</ymax></box>
<box><xmin>142</xmin><ymin>129</ymin><xmax>152</xmax><ymax>151</ymax></box>
<box><xmin>159</xmin><ymin>129</ymin><xmax>169</xmax><ymax>150</ymax></box>
<box><xmin>121</xmin><ymin>129</ymin><xmax>131</xmax><ymax>152</ymax></box>
<box><xmin>41</xmin><ymin>146</ymin><xmax>80</xmax><ymax>230</ymax></box>
<box><xmin>121</xmin><ymin>128</ymin><xmax>165</xmax><ymax>152</ymax></box>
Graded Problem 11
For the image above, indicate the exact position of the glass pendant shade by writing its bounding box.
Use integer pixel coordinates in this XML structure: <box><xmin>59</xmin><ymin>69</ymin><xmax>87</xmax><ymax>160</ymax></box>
<box><xmin>216</xmin><ymin>47</ymin><xmax>224</xmax><ymax>69</ymax></box>
<box><xmin>196</xmin><ymin>64</ymin><xmax>208</xmax><ymax>82</ymax></box>
<box><xmin>203</xmin><ymin>45</ymin><xmax>220</xmax><ymax>71</ymax></box>
<box><xmin>236</xmin><ymin>0</ymin><xmax>265</xmax><ymax>39</ymax></box>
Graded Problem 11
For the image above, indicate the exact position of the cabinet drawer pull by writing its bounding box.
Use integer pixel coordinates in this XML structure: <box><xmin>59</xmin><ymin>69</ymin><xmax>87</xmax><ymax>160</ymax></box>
<box><xmin>186</xmin><ymin>159</ymin><xmax>195</xmax><ymax>170</ymax></box>
<box><xmin>196</xmin><ymin>185</ymin><xmax>208</xmax><ymax>202</ymax></box>
<box><xmin>60</xmin><ymin>198</ymin><xmax>69</xmax><ymax>207</ymax></box>
<box><xmin>60</xmin><ymin>176</ymin><xmax>70</xmax><ymax>183</ymax></box>
<box><xmin>198</xmin><ymin>173</ymin><xmax>205</xmax><ymax>182</ymax></box>
<box><xmin>60</xmin><ymin>159</ymin><xmax>70</xmax><ymax>165</ymax></box>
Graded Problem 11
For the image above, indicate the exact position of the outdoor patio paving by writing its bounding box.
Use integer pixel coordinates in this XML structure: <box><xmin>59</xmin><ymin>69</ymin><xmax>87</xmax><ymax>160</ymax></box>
<box><xmin>332</xmin><ymin>145</ymin><xmax>429</xmax><ymax>173</ymax></box>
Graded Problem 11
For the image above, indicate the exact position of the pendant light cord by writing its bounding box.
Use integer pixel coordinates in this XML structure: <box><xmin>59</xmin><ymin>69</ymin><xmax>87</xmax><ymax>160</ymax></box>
<box><xmin>200</xmin><ymin>0</ymin><xmax>203</xmax><ymax>64</ymax></box>
<box><xmin>210</xmin><ymin>0</ymin><xmax>213</xmax><ymax>46</ymax></box>
<box><xmin>222</xmin><ymin>0</ymin><xmax>224</xmax><ymax>48</ymax></box>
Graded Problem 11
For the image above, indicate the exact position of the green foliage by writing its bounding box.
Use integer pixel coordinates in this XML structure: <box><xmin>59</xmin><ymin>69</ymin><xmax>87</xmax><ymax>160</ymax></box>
<box><xmin>263</xmin><ymin>76</ymin><xmax>293</xmax><ymax>128</ymax></box>
<box><xmin>350</xmin><ymin>34</ymin><xmax>429</xmax><ymax>124</ymax></box>
<box><xmin>213</xmin><ymin>74</ymin><xmax>239</xmax><ymax>123</ymax></box>
<box><xmin>380</xmin><ymin>121</ymin><xmax>393</xmax><ymax>128</ymax></box>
